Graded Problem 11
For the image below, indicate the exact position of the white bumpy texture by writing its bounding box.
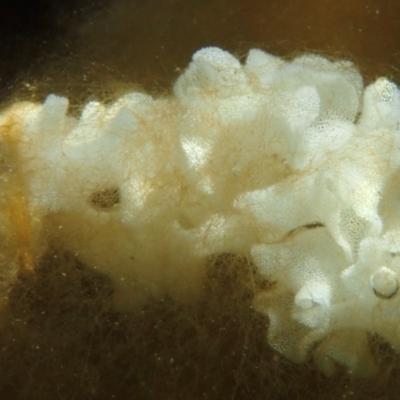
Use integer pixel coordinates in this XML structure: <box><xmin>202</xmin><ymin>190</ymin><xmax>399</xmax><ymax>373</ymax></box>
<box><xmin>2</xmin><ymin>47</ymin><xmax>400</xmax><ymax>376</ymax></box>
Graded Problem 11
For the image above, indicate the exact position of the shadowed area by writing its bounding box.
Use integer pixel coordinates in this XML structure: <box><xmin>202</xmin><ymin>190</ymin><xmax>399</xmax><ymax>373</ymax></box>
<box><xmin>1</xmin><ymin>252</ymin><xmax>400</xmax><ymax>399</ymax></box>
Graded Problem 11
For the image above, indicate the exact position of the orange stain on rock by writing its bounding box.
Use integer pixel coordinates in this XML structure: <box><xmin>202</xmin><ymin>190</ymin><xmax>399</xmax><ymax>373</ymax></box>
<box><xmin>0</xmin><ymin>111</ymin><xmax>43</xmax><ymax>274</ymax></box>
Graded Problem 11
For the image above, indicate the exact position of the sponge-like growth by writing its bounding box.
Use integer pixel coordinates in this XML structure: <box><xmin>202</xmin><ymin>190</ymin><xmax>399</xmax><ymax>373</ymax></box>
<box><xmin>1</xmin><ymin>47</ymin><xmax>400</xmax><ymax>376</ymax></box>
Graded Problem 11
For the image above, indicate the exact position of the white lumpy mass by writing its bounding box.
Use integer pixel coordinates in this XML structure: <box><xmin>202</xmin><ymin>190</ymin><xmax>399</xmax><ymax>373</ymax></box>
<box><xmin>2</xmin><ymin>47</ymin><xmax>400</xmax><ymax>376</ymax></box>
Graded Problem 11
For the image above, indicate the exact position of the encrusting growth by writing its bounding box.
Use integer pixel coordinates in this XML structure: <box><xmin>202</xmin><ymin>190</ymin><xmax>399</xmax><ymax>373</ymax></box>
<box><xmin>1</xmin><ymin>46</ymin><xmax>400</xmax><ymax>377</ymax></box>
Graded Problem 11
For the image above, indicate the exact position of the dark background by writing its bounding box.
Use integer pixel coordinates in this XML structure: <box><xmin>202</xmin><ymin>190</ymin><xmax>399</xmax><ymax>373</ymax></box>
<box><xmin>1</xmin><ymin>0</ymin><xmax>400</xmax><ymax>104</ymax></box>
